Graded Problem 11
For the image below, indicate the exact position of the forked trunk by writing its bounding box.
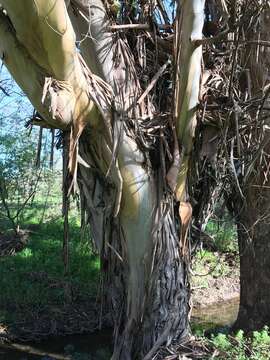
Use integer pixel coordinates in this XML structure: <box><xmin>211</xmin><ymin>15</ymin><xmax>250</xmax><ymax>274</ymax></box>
<box><xmin>0</xmin><ymin>0</ymin><xmax>204</xmax><ymax>357</ymax></box>
<box><xmin>77</xmin><ymin>130</ymin><xmax>190</xmax><ymax>359</ymax></box>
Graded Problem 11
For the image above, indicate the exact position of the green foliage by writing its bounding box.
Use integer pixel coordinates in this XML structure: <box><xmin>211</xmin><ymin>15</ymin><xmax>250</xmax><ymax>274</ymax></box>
<box><xmin>206</xmin><ymin>219</ymin><xmax>237</xmax><ymax>253</ymax></box>
<box><xmin>192</xmin><ymin>249</ymin><xmax>233</xmax><ymax>281</ymax></box>
<box><xmin>202</xmin><ymin>327</ymin><xmax>270</xmax><ymax>359</ymax></box>
<box><xmin>0</xmin><ymin>125</ymin><xmax>56</xmax><ymax>230</ymax></box>
<box><xmin>252</xmin><ymin>326</ymin><xmax>270</xmax><ymax>358</ymax></box>
<box><xmin>111</xmin><ymin>0</ymin><xmax>121</xmax><ymax>16</ymax></box>
<box><xmin>0</xmin><ymin>183</ymin><xmax>99</xmax><ymax>325</ymax></box>
<box><xmin>211</xmin><ymin>333</ymin><xmax>231</xmax><ymax>351</ymax></box>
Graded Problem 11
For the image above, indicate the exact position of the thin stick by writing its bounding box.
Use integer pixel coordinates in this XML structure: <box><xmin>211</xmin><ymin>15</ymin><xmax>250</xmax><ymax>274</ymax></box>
<box><xmin>192</xmin><ymin>28</ymin><xmax>230</xmax><ymax>47</ymax></box>
<box><xmin>137</xmin><ymin>59</ymin><xmax>171</xmax><ymax>105</ymax></box>
<box><xmin>108</xmin><ymin>23</ymin><xmax>172</xmax><ymax>31</ymax></box>
<box><xmin>62</xmin><ymin>132</ymin><xmax>70</xmax><ymax>275</ymax></box>
<box><xmin>194</xmin><ymin>37</ymin><xmax>270</xmax><ymax>48</ymax></box>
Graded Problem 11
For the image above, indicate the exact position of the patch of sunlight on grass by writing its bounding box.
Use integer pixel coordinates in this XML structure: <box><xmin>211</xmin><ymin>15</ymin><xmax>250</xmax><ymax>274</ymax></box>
<box><xmin>18</xmin><ymin>248</ymin><xmax>33</xmax><ymax>258</ymax></box>
<box><xmin>93</xmin><ymin>259</ymin><xmax>100</xmax><ymax>270</ymax></box>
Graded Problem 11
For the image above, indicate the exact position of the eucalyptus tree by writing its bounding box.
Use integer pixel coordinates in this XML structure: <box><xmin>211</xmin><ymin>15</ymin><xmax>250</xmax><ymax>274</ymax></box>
<box><xmin>0</xmin><ymin>0</ymin><xmax>205</xmax><ymax>358</ymax></box>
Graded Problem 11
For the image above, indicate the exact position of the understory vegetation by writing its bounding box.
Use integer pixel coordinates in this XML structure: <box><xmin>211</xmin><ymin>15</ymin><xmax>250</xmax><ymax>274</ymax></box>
<box><xmin>0</xmin><ymin>179</ymin><xmax>100</xmax><ymax>341</ymax></box>
<box><xmin>2</xmin><ymin>174</ymin><xmax>268</xmax><ymax>359</ymax></box>
<box><xmin>0</xmin><ymin>132</ymin><xmax>266</xmax><ymax>356</ymax></box>
<box><xmin>196</xmin><ymin>327</ymin><xmax>270</xmax><ymax>360</ymax></box>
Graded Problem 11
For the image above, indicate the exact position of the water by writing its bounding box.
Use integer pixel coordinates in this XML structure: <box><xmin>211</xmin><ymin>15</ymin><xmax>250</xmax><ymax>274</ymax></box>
<box><xmin>192</xmin><ymin>297</ymin><xmax>239</xmax><ymax>330</ymax></box>
<box><xmin>0</xmin><ymin>298</ymin><xmax>239</xmax><ymax>360</ymax></box>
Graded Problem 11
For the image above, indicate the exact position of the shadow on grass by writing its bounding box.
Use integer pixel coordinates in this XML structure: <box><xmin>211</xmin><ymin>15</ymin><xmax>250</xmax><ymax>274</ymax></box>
<box><xmin>0</xmin><ymin>215</ymin><xmax>100</xmax><ymax>327</ymax></box>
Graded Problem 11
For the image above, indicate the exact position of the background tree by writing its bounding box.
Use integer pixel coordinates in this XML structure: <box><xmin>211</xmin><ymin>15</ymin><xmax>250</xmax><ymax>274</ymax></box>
<box><xmin>0</xmin><ymin>128</ymin><xmax>39</xmax><ymax>232</ymax></box>
<box><xmin>0</xmin><ymin>1</ymin><xmax>205</xmax><ymax>358</ymax></box>
<box><xmin>232</xmin><ymin>1</ymin><xmax>270</xmax><ymax>331</ymax></box>
<box><xmin>191</xmin><ymin>0</ymin><xmax>270</xmax><ymax>332</ymax></box>
<box><xmin>0</xmin><ymin>68</ymin><xmax>59</xmax><ymax>234</ymax></box>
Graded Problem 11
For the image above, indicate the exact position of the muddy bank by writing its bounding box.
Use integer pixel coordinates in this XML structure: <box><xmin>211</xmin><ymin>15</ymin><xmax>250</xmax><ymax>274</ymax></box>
<box><xmin>192</xmin><ymin>276</ymin><xmax>239</xmax><ymax>308</ymax></box>
<box><xmin>0</xmin><ymin>286</ymin><xmax>240</xmax><ymax>345</ymax></box>
<box><xmin>0</xmin><ymin>300</ymin><xmax>240</xmax><ymax>360</ymax></box>
<box><xmin>191</xmin><ymin>252</ymin><xmax>239</xmax><ymax>308</ymax></box>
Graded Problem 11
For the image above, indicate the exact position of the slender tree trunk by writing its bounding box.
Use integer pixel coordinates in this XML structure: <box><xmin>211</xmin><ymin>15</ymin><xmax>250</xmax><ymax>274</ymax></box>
<box><xmin>35</xmin><ymin>126</ymin><xmax>43</xmax><ymax>168</ymax></box>
<box><xmin>49</xmin><ymin>129</ymin><xmax>55</xmax><ymax>170</ymax></box>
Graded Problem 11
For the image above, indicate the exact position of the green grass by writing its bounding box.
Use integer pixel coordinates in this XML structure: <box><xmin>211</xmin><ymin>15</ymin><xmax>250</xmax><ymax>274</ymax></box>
<box><xmin>191</xmin><ymin>249</ymin><xmax>237</xmax><ymax>287</ymax></box>
<box><xmin>205</xmin><ymin>218</ymin><xmax>237</xmax><ymax>253</ymax></box>
<box><xmin>0</xmin><ymin>181</ymin><xmax>100</xmax><ymax>326</ymax></box>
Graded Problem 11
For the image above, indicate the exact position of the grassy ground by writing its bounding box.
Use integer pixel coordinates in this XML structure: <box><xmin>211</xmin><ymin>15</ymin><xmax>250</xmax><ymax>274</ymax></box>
<box><xmin>191</xmin><ymin>214</ymin><xmax>240</xmax><ymax>308</ymax></box>
<box><xmin>191</xmin><ymin>249</ymin><xmax>239</xmax><ymax>308</ymax></box>
<box><xmin>0</xmin><ymin>180</ymin><xmax>101</xmax><ymax>341</ymax></box>
<box><xmin>2</xmin><ymin>179</ymin><xmax>266</xmax><ymax>360</ymax></box>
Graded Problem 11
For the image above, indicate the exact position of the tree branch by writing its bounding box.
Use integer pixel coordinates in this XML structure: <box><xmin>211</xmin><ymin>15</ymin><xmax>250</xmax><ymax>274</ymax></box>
<box><xmin>170</xmin><ymin>0</ymin><xmax>205</xmax><ymax>201</ymax></box>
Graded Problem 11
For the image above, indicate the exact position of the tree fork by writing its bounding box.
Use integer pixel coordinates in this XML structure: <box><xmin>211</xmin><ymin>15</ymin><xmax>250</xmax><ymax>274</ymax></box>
<box><xmin>0</xmin><ymin>0</ymin><xmax>206</xmax><ymax>358</ymax></box>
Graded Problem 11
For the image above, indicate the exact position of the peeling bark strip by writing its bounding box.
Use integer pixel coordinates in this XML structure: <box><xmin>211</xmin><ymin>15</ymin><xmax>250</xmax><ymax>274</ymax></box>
<box><xmin>179</xmin><ymin>202</ymin><xmax>193</xmax><ymax>256</ymax></box>
<box><xmin>0</xmin><ymin>0</ymin><xmax>206</xmax><ymax>358</ymax></box>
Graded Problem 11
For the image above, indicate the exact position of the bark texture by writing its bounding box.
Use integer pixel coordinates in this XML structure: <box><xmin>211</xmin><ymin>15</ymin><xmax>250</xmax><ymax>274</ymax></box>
<box><xmin>236</xmin><ymin>183</ymin><xmax>270</xmax><ymax>330</ymax></box>
<box><xmin>0</xmin><ymin>0</ymin><xmax>205</xmax><ymax>358</ymax></box>
<box><xmin>234</xmin><ymin>4</ymin><xmax>270</xmax><ymax>330</ymax></box>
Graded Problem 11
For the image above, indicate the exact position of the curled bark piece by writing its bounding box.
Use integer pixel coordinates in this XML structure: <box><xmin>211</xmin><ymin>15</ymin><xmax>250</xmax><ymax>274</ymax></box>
<box><xmin>179</xmin><ymin>201</ymin><xmax>193</xmax><ymax>257</ymax></box>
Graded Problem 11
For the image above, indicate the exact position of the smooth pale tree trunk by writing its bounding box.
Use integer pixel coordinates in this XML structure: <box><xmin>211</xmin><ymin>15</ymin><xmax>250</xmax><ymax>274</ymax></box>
<box><xmin>0</xmin><ymin>0</ymin><xmax>205</xmax><ymax>358</ymax></box>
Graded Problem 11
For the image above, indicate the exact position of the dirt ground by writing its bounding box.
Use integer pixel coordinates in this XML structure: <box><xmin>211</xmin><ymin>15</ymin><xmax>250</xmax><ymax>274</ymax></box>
<box><xmin>0</xmin><ymin>250</ymin><xmax>240</xmax><ymax>343</ymax></box>
<box><xmin>192</xmin><ymin>274</ymin><xmax>239</xmax><ymax>308</ymax></box>
<box><xmin>191</xmin><ymin>252</ymin><xmax>240</xmax><ymax>308</ymax></box>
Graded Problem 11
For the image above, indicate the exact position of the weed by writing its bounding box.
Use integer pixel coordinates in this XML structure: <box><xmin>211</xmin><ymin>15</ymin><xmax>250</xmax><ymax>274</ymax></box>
<box><xmin>202</xmin><ymin>327</ymin><xmax>270</xmax><ymax>359</ymax></box>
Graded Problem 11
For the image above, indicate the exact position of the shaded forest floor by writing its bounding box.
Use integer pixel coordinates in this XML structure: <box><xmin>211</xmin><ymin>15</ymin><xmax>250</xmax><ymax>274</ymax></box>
<box><xmin>0</xmin><ymin>208</ymin><xmax>240</xmax><ymax>343</ymax></box>
<box><xmin>3</xmin><ymin>197</ymin><xmax>270</xmax><ymax>360</ymax></box>
<box><xmin>0</xmin><ymin>196</ymin><xmax>103</xmax><ymax>343</ymax></box>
